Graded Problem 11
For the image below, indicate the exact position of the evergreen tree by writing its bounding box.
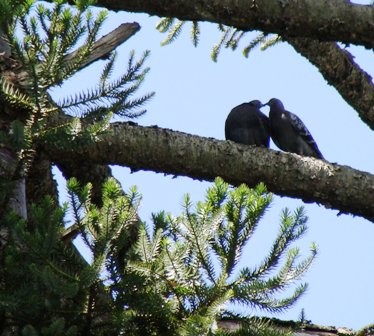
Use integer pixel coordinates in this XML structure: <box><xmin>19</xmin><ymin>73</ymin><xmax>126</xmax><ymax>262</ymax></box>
<box><xmin>1</xmin><ymin>173</ymin><xmax>317</xmax><ymax>334</ymax></box>
<box><xmin>0</xmin><ymin>1</ymin><xmax>316</xmax><ymax>334</ymax></box>
<box><xmin>0</xmin><ymin>0</ymin><xmax>371</xmax><ymax>333</ymax></box>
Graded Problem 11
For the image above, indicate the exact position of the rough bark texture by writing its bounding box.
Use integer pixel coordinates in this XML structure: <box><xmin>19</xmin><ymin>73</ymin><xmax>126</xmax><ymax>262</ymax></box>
<box><xmin>286</xmin><ymin>38</ymin><xmax>374</xmax><ymax>130</ymax></box>
<box><xmin>92</xmin><ymin>0</ymin><xmax>374</xmax><ymax>49</ymax></box>
<box><xmin>43</xmin><ymin>122</ymin><xmax>374</xmax><ymax>223</ymax></box>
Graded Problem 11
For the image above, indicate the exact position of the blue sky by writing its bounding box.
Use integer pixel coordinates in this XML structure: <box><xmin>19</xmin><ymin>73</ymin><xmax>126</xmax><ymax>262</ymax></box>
<box><xmin>53</xmin><ymin>2</ymin><xmax>374</xmax><ymax>330</ymax></box>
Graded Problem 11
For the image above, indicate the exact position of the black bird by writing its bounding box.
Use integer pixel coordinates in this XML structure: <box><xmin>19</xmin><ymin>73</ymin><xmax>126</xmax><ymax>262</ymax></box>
<box><xmin>225</xmin><ymin>100</ymin><xmax>270</xmax><ymax>147</ymax></box>
<box><xmin>264</xmin><ymin>98</ymin><xmax>324</xmax><ymax>159</ymax></box>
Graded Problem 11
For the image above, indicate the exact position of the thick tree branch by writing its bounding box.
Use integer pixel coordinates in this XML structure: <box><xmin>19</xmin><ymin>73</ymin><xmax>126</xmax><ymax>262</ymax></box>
<box><xmin>286</xmin><ymin>38</ymin><xmax>374</xmax><ymax>130</ymax></box>
<box><xmin>43</xmin><ymin>122</ymin><xmax>374</xmax><ymax>223</ymax></box>
<box><xmin>92</xmin><ymin>0</ymin><xmax>374</xmax><ymax>49</ymax></box>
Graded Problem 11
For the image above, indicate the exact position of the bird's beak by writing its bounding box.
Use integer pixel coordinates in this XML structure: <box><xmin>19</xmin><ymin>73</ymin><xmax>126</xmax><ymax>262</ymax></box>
<box><xmin>261</xmin><ymin>101</ymin><xmax>271</xmax><ymax>107</ymax></box>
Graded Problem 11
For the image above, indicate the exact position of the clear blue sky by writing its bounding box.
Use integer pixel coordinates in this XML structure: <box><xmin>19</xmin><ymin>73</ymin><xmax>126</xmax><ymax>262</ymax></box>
<box><xmin>53</xmin><ymin>1</ymin><xmax>374</xmax><ymax>330</ymax></box>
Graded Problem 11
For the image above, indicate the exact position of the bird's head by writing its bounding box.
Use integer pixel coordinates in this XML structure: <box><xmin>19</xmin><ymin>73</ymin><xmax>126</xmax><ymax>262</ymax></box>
<box><xmin>248</xmin><ymin>100</ymin><xmax>263</xmax><ymax>109</ymax></box>
<box><xmin>263</xmin><ymin>98</ymin><xmax>284</xmax><ymax>110</ymax></box>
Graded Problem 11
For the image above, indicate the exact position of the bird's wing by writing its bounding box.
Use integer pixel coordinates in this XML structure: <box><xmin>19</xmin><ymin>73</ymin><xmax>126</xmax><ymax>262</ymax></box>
<box><xmin>286</xmin><ymin>112</ymin><xmax>312</xmax><ymax>137</ymax></box>
<box><xmin>286</xmin><ymin>111</ymin><xmax>324</xmax><ymax>158</ymax></box>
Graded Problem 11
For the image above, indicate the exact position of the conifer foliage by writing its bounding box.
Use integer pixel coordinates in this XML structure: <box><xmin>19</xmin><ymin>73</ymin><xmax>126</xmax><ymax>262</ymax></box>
<box><xmin>123</xmin><ymin>177</ymin><xmax>316</xmax><ymax>335</ymax></box>
<box><xmin>0</xmin><ymin>0</ymin><xmax>153</xmax><ymax>179</ymax></box>
<box><xmin>156</xmin><ymin>18</ymin><xmax>281</xmax><ymax>62</ymax></box>
<box><xmin>0</xmin><ymin>175</ymin><xmax>316</xmax><ymax>334</ymax></box>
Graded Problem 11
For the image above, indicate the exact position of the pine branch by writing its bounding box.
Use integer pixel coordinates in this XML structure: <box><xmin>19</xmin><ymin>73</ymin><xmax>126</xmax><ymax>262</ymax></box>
<box><xmin>179</xmin><ymin>195</ymin><xmax>218</xmax><ymax>285</ymax></box>
<box><xmin>58</xmin><ymin>50</ymin><xmax>154</xmax><ymax>119</ymax></box>
<box><xmin>238</xmin><ymin>207</ymin><xmax>309</xmax><ymax>282</ymax></box>
<box><xmin>159</xmin><ymin>19</ymin><xmax>185</xmax><ymax>46</ymax></box>
<box><xmin>221</xmin><ymin>183</ymin><xmax>271</xmax><ymax>277</ymax></box>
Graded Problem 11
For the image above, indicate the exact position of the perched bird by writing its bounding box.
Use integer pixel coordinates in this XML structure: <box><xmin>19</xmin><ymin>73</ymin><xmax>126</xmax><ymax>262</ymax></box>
<box><xmin>264</xmin><ymin>98</ymin><xmax>324</xmax><ymax>159</ymax></box>
<box><xmin>225</xmin><ymin>100</ymin><xmax>270</xmax><ymax>147</ymax></box>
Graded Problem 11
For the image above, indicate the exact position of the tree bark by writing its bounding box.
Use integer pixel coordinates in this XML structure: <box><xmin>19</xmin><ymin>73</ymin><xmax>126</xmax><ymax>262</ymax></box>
<box><xmin>92</xmin><ymin>0</ymin><xmax>374</xmax><ymax>49</ymax></box>
<box><xmin>43</xmin><ymin>122</ymin><xmax>374</xmax><ymax>223</ymax></box>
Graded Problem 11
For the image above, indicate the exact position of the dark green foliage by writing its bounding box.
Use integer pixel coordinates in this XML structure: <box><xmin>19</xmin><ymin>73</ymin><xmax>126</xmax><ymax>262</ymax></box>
<box><xmin>0</xmin><ymin>4</ymin><xmax>154</xmax><ymax>331</ymax></box>
<box><xmin>0</xmin><ymin>197</ymin><xmax>88</xmax><ymax>334</ymax></box>
<box><xmin>0</xmin><ymin>178</ymin><xmax>141</xmax><ymax>334</ymax></box>
<box><xmin>64</xmin><ymin>176</ymin><xmax>313</xmax><ymax>335</ymax></box>
<box><xmin>68</xmin><ymin>178</ymin><xmax>147</xmax><ymax>326</ymax></box>
<box><xmin>1</xmin><ymin>0</ymin><xmax>106</xmax><ymax>109</ymax></box>
<box><xmin>357</xmin><ymin>323</ymin><xmax>374</xmax><ymax>336</ymax></box>
<box><xmin>0</xmin><ymin>176</ymin><xmax>315</xmax><ymax>335</ymax></box>
<box><xmin>0</xmin><ymin>0</ymin><xmax>34</xmax><ymax>30</ymax></box>
<box><xmin>0</xmin><ymin>0</ymin><xmax>153</xmax><ymax>140</ymax></box>
<box><xmin>67</xmin><ymin>177</ymin><xmax>140</xmax><ymax>264</ymax></box>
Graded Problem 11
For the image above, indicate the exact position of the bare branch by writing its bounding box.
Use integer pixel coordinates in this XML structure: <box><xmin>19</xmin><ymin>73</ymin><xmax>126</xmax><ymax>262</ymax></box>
<box><xmin>65</xmin><ymin>22</ymin><xmax>141</xmax><ymax>71</ymax></box>
<box><xmin>286</xmin><ymin>38</ymin><xmax>374</xmax><ymax>130</ymax></box>
<box><xmin>43</xmin><ymin>122</ymin><xmax>374</xmax><ymax>223</ymax></box>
